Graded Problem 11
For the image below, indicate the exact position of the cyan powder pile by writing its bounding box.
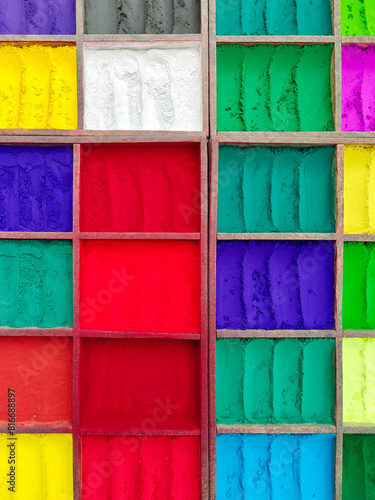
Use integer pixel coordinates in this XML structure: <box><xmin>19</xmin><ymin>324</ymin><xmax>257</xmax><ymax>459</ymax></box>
<box><xmin>217</xmin><ymin>44</ymin><xmax>334</xmax><ymax>132</ymax></box>
<box><xmin>216</xmin><ymin>0</ymin><xmax>332</xmax><ymax>35</ymax></box>
<box><xmin>216</xmin><ymin>338</ymin><xmax>335</xmax><ymax>424</ymax></box>
<box><xmin>218</xmin><ymin>145</ymin><xmax>336</xmax><ymax>233</ymax></box>
<box><xmin>216</xmin><ymin>240</ymin><xmax>335</xmax><ymax>330</ymax></box>
<box><xmin>217</xmin><ymin>434</ymin><xmax>335</xmax><ymax>499</ymax></box>
<box><xmin>85</xmin><ymin>0</ymin><xmax>200</xmax><ymax>34</ymax></box>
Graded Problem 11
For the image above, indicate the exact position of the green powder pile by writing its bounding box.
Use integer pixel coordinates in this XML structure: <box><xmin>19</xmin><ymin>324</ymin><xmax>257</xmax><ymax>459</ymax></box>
<box><xmin>343</xmin><ymin>435</ymin><xmax>375</xmax><ymax>499</ymax></box>
<box><xmin>217</xmin><ymin>44</ymin><xmax>334</xmax><ymax>132</ymax></box>
<box><xmin>341</xmin><ymin>0</ymin><xmax>375</xmax><ymax>35</ymax></box>
<box><xmin>343</xmin><ymin>242</ymin><xmax>375</xmax><ymax>330</ymax></box>
<box><xmin>216</xmin><ymin>338</ymin><xmax>335</xmax><ymax>424</ymax></box>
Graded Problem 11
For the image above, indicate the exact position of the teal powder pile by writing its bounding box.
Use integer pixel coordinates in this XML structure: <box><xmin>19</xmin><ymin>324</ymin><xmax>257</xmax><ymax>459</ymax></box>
<box><xmin>0</xmin><ymin>240</ymin><xmax>73</xmax><ymax>328</ymax></box>
<box><xmin>217</xmin><ymin>145</ymin><xmax>336</xmax><ymax>233</ymax></box>
<box><xmin>216</xmin><ymin>0</ymin><xmax>332</xmax><ymax>35</ymax></box>
<box><xmin>217</xmin><ymin>44</ymin><xmax>334</xmax><ymax>132</ymax></box>
<box><xmin>216</xmin><ymin>338</ymin><xmax>335</xmax><ymax>424</ymax></box>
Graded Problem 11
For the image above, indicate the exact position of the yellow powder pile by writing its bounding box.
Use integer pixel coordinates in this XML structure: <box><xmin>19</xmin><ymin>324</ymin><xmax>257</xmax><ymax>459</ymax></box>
<box><xmin>0</xmin><ymin>45</ymin><xmax>77</xmax><ymax>129</ymax></box>
<box><xmin>0</xmin><ymin>433</ymin><xmax>73</xmax><ymax>498</ymax></box>
<box><xmin>343</xmin><ymin>338</ymin><xmax>375</xmax><ymax>424</ymax></box>
<box><xmin>344</xmin><ymin>145</ymin><xmax>375</xmax><ymax>234</ymax></box>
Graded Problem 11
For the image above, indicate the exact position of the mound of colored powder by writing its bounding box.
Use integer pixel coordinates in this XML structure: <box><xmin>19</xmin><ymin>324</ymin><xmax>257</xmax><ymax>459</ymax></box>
<box><xmin>342</xmin><ymin>45</ymin><xmax>375</xmax><ymax>132</ymax></box>
<box><xmin>80</xmin><ymin>144</ymin><xmax>200</xmax><ymax>233</ymax></box>
<box><xmin>0</xmin><ymin>337</ymin><xmax>72</xmax><ymax>428</ymax></box>
<box><xmin>341</xmin><ymin>0</ymin><xmax>375</xmax><ymax>35</ymax></box>
<box><xmin>84</xmin><ymin>45</ymin><xmax>202</xmax><ymax>131</ymax></box>
<box><xmin>82</xmin><ymin>436</ymin><xmax>201</xmax><ymax>499</ymax></box>
<box><xmin>0</xmin><ymin>45</ymin><xmax>77</xmax><ymax>129</ymax></box>
<box><xmin>216</xmin><ymin>338</ymin><xmax>335</xmax><ymax>425</ymax></box>
<box><xmin>80</xmin><ymin>338</ymin><xmax>200</xmax><ymax>431</ymax></box>
<box><xmin>217</xmin><ymin>433</ymin><xmax>335</xmax><ymax>499</ymax></box>
<box><xmin>216</xmin><ymin>0</ymin><xmax>332</xmax><ymax>35</ymax></box>
<box><xmin>85</xmin><ymin>0</ymin><xmax>200</xmax><ymax>34</ymax></box>
<box><xmin>217</xmin><ymin>44</ymin><xmax>334</xmax><ymax>132</ymax></box>
<box><xmin>343</xmin><ymin>242</ymin><xmax>375</xmax><ymax>330</ymax></box>
<box><xmin>216</xmin><ymin>240</ymin><xmax>335</xmax><ymax>330</ymax></box>
<box><xmin>218</xmin><ymin>145</ymin><xmax>336</xmax><ymax>233</ymax></box>
<box><xmin>0</xmin><ymin>0</ymin><xmax>76</xmax><ymax>34</ymax></box>
<box><xmin>0</xmin><ymin>433</ymin><xmax>73</xmax><ymax>499</ymax></box>
<box><xmin>0</xmin><ymin>146</ymin><xmax>73</xmax><ymax>232</ymax></box>
<box><xmin>0</xmin><ymin>240</ymin><xmax>73</xmax><ymax>328</ymax></box>
<box><xmin>344</xmin><ymin>146</ymin><xmax>375</xmax><ymax>234</ymax></box>
<box><xmin>343</xmin><ymin>435</ymin><xmax>375</xmax><ymax>500</ymax></box>
<box><xmin>343</xmin><ymin>339</ymin><xmax>375</xmax><ymax>424</ymax></box>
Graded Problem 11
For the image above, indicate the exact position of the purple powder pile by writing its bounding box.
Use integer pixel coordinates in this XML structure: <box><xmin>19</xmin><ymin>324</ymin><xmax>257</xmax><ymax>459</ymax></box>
<box><xmin>0</xmin><ymin>146</ymin><xmax>73</xmax><ymax>232</ymax></box>
<box><xmin>0</xmin><ymin>0</ymin><xmax>76</xmax><ymax>34</ymax></box>
<box><xmin>216</xmin><ymin>240</ymin><xmax>335</xmax><ymax>330</ymax></box>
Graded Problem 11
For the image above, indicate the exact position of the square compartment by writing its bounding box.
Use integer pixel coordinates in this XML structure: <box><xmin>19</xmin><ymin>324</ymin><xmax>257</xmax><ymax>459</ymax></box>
<box><xmin>343</xmin><ymin>434</ymin><xmax>375</xmax><ymax>499</ymax></box>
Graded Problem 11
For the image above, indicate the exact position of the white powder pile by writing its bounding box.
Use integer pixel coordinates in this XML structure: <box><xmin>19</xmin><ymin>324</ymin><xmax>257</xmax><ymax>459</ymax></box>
<box><xmin>84</xmin><ymin>44</ymin><xmax>202</xmax><ymax>131</ymax></box>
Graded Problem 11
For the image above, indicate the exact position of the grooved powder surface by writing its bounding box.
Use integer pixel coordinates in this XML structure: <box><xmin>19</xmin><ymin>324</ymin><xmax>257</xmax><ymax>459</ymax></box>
<box><xmin>218</xmin><ymin>145</ymin><xmax>336</xmax><ymax>233</ymax></box>
<box><xmin>0</xmin><ymin>240</ymin><xmax>72</xmax><ymax>328</ymax></box>
<box><xmin>217</xmin><ymin>44</ymin><xmax>334</xmax><ymax>132</ymax></box>
<box><xmin>85</xmin><ymin>0</ymin><xmax>200</xmax><ymax>34</ymax></box>
<box><xmin>342</xmin><ymin>45</ymin><xmax>375</xmax><ymax>132</ymax></box>
<box><xmin>84</xmin><ymin>45</ymin><xmax>202</xmax><ymax>131</ymax></box>
<box><xmin>216</xmin><ymin>338</ymin><xmax>335</xmax><ymax>425</ymax></box>
<box><xmin>82</xmin><ymin>436</ymin><xmax>201</xmax><ymax>499</ymax></box>
<box><xmin>80</xmin><ymin>338</ymin><xmax>200</xmax><ymax>431</ymax></box>
<box><xmin>341</xmin><ymin>0</ymin><xmax>375</xmax><ymax>35</ymax></box>
<box><xmin>0</xmin><ymin>45</ymin><xmax>77</xmax><ymax>129</ymax></box>
<box><xmin>344</xmin><ymin>146</ymin><xmax>375</xmax><ymax>234</ymax></box>
<box><xmin>216</xmin><ymin>0</ymin><xmax>331</xmax><ymax>35</ymax></box>
<box><xmin>0</xmin><ymin>433</ymin><xmax>73</xmax><ymax>499</ymax></box>
<box><xmin>0</xmin><ymin>0</ymin><xmax>76</xmax><ymax>34</ymax></box>
<box><xmin>216</xmin><ymin>240</ymin><xmax>335</xmax><ymax>330</ymax></box>
<box><xmin>0</xmin><ymin>337</ymin><xmax>72</xmax><ymax>428</ymax></box>
<box><xmin>343</xmin><ymin>338</ymin><xmax>375</xmax><ymax>424</ymax></box>
<box><xmin>217</xmin><ymin>433</ymin><xmax>335</xmax><ymax>499</ymax></box>
<box><xmin>80</xmin><ymin>240</ymin><xmax>200</xmax><ymax>333</ymax></box>
<box><xmin>343</xmin><ymin>434</ymin><xmax>375</xmax><ymax>500</ymax></box>
<box><xmin>0</xmin><ymin>146</ymin><xmax>73</xmax><ymax>232</ymax></box>
<box><xmin>80</xmin><ymin>144</ymin><xmax>200</xmax><ymax>232</ymax></box>
<box><xmin>343</xmin><ymin>242</ymin><xmax>375</xmax><ymax>329</ymax></box>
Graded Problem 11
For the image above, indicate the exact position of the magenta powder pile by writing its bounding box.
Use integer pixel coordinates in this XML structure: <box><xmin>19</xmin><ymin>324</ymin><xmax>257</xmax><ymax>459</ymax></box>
<box><xmin>342</xmin><ymin>45</ymin><xmax>375</xmax><ymax>131</ymax></box>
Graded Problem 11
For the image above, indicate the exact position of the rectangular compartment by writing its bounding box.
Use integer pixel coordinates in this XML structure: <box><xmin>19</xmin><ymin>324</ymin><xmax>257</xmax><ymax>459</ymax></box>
<box><xmin>343</xmin><ymin>434</ymin><xmax>375</xmax><ymax>499</ymax></box>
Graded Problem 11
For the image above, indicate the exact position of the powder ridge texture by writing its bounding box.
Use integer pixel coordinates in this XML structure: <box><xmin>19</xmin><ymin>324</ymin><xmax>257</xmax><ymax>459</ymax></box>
<box><xmin>218</xmin><ymin>145</ymin><xmax>336</xmax><ymax>233</ymax></box>
<box><xmin>0</xmin><ymin>240</ymin><xmax>72</xmax><ymax>328</ymax></box>
<box><xmin>80</xmin><ymin>144</ymin><xmax>200</xmax><ymax>233</ymax></box>
<box><xmin>80</xmin><ymin>338</ymin><xmax>200</xmax><ymax>431</ymax></box>
<box><xmin>344</xmin><ymin>146</ymin><xmax>375</xmax><ymax>234</ymax></box>
<box><xmin>80</xmin><ymin>240</ymin><xmax>200</xmax><ymax>333</ymax></box>
<box><xmin>0</xmin><ymin>433</ymin><xmax>73</xmax><ymax>499</ymax></box>
<box><xmin>216</xmin><ymin>0</ymin><xmax>332</xmax><ymax>35</ymax></box>
<box><xmin>0</xmin><ymin>0</ymin><xmax>76</xmax><ymax>34</ymax></box>
<box><xmin>85</xmin><ymin>0</ymin><xmax>200</xmax><ymax>34</ymax></box>
<box><xmin>84</xmin><ymin>45</ymin><xmax>202</xmax><ymax>131</ymax></box>
<box><xmin>217</xmin><ymin>433</ymin><xmax>335</xmax><ymax>499</ymax></box>
<box><xmin>216</xmin><ymin>240</ymin><xmax>335</xmax><ymax>330</ymax></box>
<box><xmin>0</xmin><ymin>146</ymin><xmax>73</xmax><ymax>232</ymax></box>
<box><xmin>343</xmin><ymin>434</ymin><xmax>375</xmax><ymax>500</ymax></box>
<box><xmin>343</xmin><ymin>242</ymin><xmax>375</xmax><ymax>330</ymax></box>
<box><xmin>0</xmin><ymin>45</ymin><xmax>77</xmax><ymax>129</ymax></box>
<box><xmin>216</xmin><ymin>338</ymin><xmax>335</xmax><ymax>425</ymax></box>
<box><xmin>0</xmin><ymin>337</ymin><xmax>72</xmax><ymax>428</ymax></box>
<box><xmin>82</xmin><ymin>436</ymin><xmax>201</xmax><ymax>499</ymax></box>
<box><xmin>342</xmin><ymin>45</ymin><xmax>375</xmax><ymax>132</ymax></box>
<box><xmin>217</xmin><ymin>44</ymin><xmax>334</xmax><ymax>132</ymax></box>
<box><xmin>341</xmin><ymin>0</ymin><xmax>375</xmax><ymax>35</ymax></box>
<box><xmin>343</xmin><ymin>338</ymin><xmax>375</xmax><ymax>424</ymax></box>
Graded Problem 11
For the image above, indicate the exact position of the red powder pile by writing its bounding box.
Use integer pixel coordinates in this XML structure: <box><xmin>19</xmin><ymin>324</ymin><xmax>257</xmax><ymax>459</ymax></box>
<box><xmin>80</xmin><ymin>144</ymin><xmax>201</xmax><ymax>232</ymax></box>
<box><xmin>80</xmin><ymin>338</ymin><xmax>200</xmax><ymax>431</ymax></box>
<box><xmin>0</xmin><ymin>337</ymin><xmax>72</xmax><ymax>428</ymax></box>
<box><xmin>81</xmin><ymin>436</ymin><xmax>201</xmax><ymax>499</ymax></box>
<box><xmin>80</xmin><ymin>240</ymin><xmax>201</xmax><ymax>333</ymax></box>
